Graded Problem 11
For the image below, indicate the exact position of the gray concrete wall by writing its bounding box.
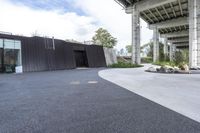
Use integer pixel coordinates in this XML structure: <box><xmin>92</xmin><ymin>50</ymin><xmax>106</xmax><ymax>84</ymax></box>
<box><xmin>103</xmin><ymin>48</ymin><xmax>117</xmax><ymax>66</ymax></box>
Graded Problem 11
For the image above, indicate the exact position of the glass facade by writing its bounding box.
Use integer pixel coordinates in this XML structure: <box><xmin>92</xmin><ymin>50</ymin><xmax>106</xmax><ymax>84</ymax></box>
<box><xmin>0</xmin><ymin>38</ymin><xmax>22</xmax><ymax>73</ymax></box>
<box><xmin>0</xmin><ymin>39</ymin><xmax>3</xmax><ymax>48</ymax></box>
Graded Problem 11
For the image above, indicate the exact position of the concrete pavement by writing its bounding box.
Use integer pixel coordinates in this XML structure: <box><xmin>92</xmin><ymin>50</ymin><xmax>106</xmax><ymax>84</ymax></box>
<box><xmin>99</xmin><ymin>64</ymin><xmax>200</xmax><ymax>123</ymax></box>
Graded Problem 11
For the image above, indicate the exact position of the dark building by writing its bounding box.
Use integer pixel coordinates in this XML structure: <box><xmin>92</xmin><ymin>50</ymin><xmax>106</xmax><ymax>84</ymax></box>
<box><xmin>0</xmin><ymin>33</ymin><xmax>106</xmax><ymax>73</ymax></box>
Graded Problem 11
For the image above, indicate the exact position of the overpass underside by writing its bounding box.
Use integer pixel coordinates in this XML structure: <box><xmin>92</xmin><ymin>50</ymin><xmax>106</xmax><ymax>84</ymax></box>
<box><xmin>116</xmin><ymin>0</ymin><xmax>200</xmax><ymax>67</ymax></box>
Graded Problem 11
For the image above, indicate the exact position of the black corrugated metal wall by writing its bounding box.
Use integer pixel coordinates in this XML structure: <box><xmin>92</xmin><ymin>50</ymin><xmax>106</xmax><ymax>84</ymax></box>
<box><xmin>21</xmin><ymin>37</ymin><xmax>76</xmax><ymax>72</ymax></box>
<box><xmin>0</xmin><ymin>34</ymin><xmax>106</xmax><ymax>72</ymax></box>
<box><xmin>86</xmin><ymin>45</ymin><xmax>106</xmax><ymax>67</ymax></box>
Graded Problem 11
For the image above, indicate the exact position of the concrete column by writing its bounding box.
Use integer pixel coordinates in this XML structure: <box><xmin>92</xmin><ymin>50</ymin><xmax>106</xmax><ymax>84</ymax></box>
<box><xmin>164</xmin><ymin>38</ymin><xmax>168</xmax><ymax>59</ymax></box>
<box><xmin>189</xmin><ymin>0</ymin><xmax>200</xmax><ymax>67</ymax></box>
<box><xmin>153</xmin><ymin>27</ymin><xmax>159</xmax><ymax>62</ymax></box>
<box><xmin>131</xmin><ymin>5</ymin><xmax>140</xmax><ymax>64</ymax></box>
<box><xmin>169</xmin><ymin>43</ymin><xmax>173</xmax><ymax>61</ymax></box>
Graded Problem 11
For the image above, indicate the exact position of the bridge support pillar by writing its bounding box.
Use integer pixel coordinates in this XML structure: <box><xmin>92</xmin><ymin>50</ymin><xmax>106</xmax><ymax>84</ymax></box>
<box><xmin>153</xmin><ymin>27</ymin><xmax>159</xmax><ymax>62</ymax></box>
<box><xmin>164</xmin><ymin>38</ymin><xmax>169</xmax><ymax>60</ymax></box>
<box><xmin>131</xmin><ymin>5</ymin><xmax>140</xmax><ymax>64</ymax></box>
<box><xmin>189</xmin><ymin>0</ymin><xmax>200</xmax><ymax>67</ymax></box>
<box><xmin>169</xmin><ymin>43</ymin><xmax>175</xmax><ymax>62</ymax></box>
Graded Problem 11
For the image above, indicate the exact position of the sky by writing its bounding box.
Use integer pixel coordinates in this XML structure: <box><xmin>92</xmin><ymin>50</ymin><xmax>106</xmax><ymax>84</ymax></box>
<box><xmin>0</xmin><ymin>0</ymin><xmax>153</xmax><ymax>50</ymax></box>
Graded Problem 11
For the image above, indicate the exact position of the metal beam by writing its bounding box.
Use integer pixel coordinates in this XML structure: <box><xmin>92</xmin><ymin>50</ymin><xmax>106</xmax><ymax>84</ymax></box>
<box><xmin>149</xmin><ymin>17</ymin><xmax>188</xmax><ymax>29</ymax></box>
<box><xmin>160</xmin><ymin>31</ymin><xmax>189</xmax><ymax>38</ymax></box>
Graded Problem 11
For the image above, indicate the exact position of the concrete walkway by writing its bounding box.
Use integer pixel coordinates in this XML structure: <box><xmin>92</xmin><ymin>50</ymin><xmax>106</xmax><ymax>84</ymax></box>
<box><xmin>99</xmin><ymin>64</ymin><xmax>200</xmax><ymax>123</ymax></box>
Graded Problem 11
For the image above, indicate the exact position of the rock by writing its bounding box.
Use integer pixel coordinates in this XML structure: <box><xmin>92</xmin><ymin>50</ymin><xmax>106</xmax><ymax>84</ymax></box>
<box><xmin>156</xmin><ymin>68</ymin><xmax>160</xmax><ymax>72</ymax></box>
<box><xmin>160</xmin><ymin>65</ymin><xmax>175</xmax><ymax>73</ymax></box>
<box><xmin>146</xmin><ymin>67</ymin><xmax>157</xmax><ymax>72</ymax></box>
<box><xmin>190</xmin><ymin>66</ymin><xmax>200</xmax><ymax>70</ymax></box>
<box><xmin>168</xmin><ymin>68</ymin><xmax>174</xmax><ymax>73</ymax></box>
<box><xmin>181</xmin><ymin>64</ymin><xmax>189</xmax><ymax>71</ymax></box>
<box><xmin>174</xmin><ymin>67</ymin><xmax>180</xmax><ymax>73</ymax></box>
<box><xmin>159</xmin><ymin>66</ymin><xmax>168</xmax><ymax>73</ymax></box>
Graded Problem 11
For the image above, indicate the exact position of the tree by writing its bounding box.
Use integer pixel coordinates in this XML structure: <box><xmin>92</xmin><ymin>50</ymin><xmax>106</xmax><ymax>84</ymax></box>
<box><xmin>174</xmin><ymin>49</ymin><xmax>189</xmax><ymax>65</ymax></box>
<box><xmin>92</xmin><ymin>28</ymin><xmax>117</xmax><ymax>48</ymax></box>
<box><xmin>141</xmin><ymin>42</ymin><xmax>153</xmax><ymax>57</ymax></box>
<box><xmin>120</xmin><ymin>48</ymin><xmax>125</xmax><ymax>55</ymax></box>
<box><xmin>140</xmin><ymin>41</ymin><xmax>168</xmax><ymax>62</ymax></box>
<box><xmin>125</xmin><ymin>45</ymin><xmax>132</xmax><ymax>53</ymax></box>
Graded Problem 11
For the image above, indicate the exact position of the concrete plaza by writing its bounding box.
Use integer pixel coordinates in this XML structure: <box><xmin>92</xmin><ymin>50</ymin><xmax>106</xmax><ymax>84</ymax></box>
<box><xmin>99</xmin><ymin>64</ymin><xmax>200</xmax><ymax>123</ymax></box>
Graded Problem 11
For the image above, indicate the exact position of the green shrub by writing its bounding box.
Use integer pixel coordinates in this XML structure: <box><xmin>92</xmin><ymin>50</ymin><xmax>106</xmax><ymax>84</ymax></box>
<box><xmin>141</xmin><ymin>57</ymin><xmax>153</xmax><ymax>63</ymax></box>
<box><xmin>153</xmin><ymin>61</ymin><xmax>176</xmax><ymax>67</ymax></box>
<box><xmin>109</xmin><ymin>61</ymin><xmax>143</xmax><ymax>68</ymax></box>
<box><xmin>173</xmin><ymin>50</ymin><xmax>189</xmax><ymax>66</ymax></box>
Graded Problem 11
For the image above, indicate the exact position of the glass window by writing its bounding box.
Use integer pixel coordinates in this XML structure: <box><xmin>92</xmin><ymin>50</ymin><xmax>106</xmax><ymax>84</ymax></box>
<box><xmin>4</xmin><ymin>39</ymin><xmax>15</xmax><ymax>49</ymax></box>
<box><xmin>0</xmin><ymin>39</ymin><xmax>3</xmax><ymax>48</ymax></box>
<box><xmin>14</xmin><ymin>40</ymin><xmax>21</xmax><ymax>49</ymax></box>
<box><xmin>3</xmin><ymin>39</ymin><xmax>22</xmax><ymax>71</ymax></box>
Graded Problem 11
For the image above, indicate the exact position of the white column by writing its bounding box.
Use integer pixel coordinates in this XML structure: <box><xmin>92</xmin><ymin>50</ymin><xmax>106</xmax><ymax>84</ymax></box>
<box><xmin>189</xmin><ymin>0</ymin><xmax>200</xmax><ymax>67</ymax></box>
<box><xmin>153</xmin><ymin>27</ymin><xmax>159</xmax><ymax>62</ymax></box>
<box><xmin>131</xmin><ymin>5</ymin><xmax>141</xmax><ymax>64</ymax></box>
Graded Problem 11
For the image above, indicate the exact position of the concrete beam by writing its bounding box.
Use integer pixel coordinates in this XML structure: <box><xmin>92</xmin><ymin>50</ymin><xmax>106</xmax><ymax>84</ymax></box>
<box><xmin>168</xmin><ymin>38</ymin><xmax>189</xmax><ymax>43</ymax></box>
<box><xmin>174</xmin><ymin>43</ymin><xmax>189</xmax><ymax>47</ymax></box>
<box><xmin>149</xmin><ymin>17</ymin><xmax>188</xmax><ymax>29</ymax></box>
<box><xmin>173</xmin><ymin>41</ymin><xmax>189</xmax><ymax>45</ymax></box>
<box><xmin>125</xmin><ymin>0</ymin><xmax>177</xmax><ymax>13</ymax></box>
<box><xmin>160</xmin><ymin>31</ymin><xmax>189</xmax><ymax>38</ymax></box>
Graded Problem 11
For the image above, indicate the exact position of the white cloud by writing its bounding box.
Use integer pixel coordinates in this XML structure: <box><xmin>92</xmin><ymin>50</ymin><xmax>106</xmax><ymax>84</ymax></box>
<box><xmin>0</xmin><ymin>0</ymin><xmax>153</xmax><ymax>50</ymax></box>
<box><xmin>74</xmin><ymin>0</ymin><xmax>153</xmax><ymax>49</ymax></box>
<box><xmin>0</xmin><ymin>0</ymin><xmax>97</xmax><ymax>41</ymax></box>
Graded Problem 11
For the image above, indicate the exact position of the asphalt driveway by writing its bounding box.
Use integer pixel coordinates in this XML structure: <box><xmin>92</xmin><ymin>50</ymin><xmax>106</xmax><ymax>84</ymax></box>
<box><xmin>0</xmin><ymin>68</ymin><xmax>200</xmax><ymax>133</ymax></box>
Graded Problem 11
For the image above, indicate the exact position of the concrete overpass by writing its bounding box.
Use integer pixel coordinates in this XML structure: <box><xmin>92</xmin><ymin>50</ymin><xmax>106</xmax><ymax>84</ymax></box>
<box><xmin>115</xmin><ymin>0</ymin><xmax>200</xmax><ymax>67</ymax></box>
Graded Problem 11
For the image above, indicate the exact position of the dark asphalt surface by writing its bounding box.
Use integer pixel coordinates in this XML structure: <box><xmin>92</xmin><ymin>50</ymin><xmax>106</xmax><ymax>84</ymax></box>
<box><xmin>0</xmin><ymin>68</ymin><xmax>200</xmax><ymax>133</ymax></box>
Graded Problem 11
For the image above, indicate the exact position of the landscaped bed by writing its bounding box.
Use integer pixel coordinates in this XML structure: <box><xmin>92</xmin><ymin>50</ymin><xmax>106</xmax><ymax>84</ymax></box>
<box><xmin>109</xmin><ymin>61</ymin><xmax>143</xmax><ymax>68</ymax></box>
<box><xmin>147</xmin><ymin>61</ymin><xmax>200</xmax><ymax>74</ymax></box>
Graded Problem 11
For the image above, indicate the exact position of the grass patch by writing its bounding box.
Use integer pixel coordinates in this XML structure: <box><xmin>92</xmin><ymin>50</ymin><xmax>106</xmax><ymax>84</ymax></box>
<box><xmin>152</xmin><ymin>61</ymin><xmax>176</xmax><ymax>67</ymax></box>
<box><xmin>141</xmin><ymin>57</ymin><xmax>153</xmax><ymax>63</ymax></box>
<box><xmin>109</xmin><ymin>61</ymin><xmax>143</xmax><ymax>68</ymax></box>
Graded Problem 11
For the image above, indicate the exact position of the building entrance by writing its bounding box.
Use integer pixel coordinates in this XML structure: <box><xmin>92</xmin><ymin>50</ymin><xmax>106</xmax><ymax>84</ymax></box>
<box><xmin>74</xmin><ymin>50</ymin><xmax>88</xmax><ymax>67</ymax></box>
